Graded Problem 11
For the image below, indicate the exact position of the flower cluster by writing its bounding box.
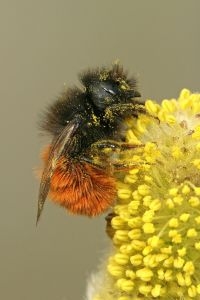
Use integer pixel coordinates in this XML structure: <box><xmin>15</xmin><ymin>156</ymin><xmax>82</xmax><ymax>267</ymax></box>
<box><xmin>87</xmin><ymin>89</ymin><xmax>200</xmax><ymax>300</ymax></box>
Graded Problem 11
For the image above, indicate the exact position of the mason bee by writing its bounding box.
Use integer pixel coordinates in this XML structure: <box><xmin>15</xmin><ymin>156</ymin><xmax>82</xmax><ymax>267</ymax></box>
<box><xmin>37</xmin><ymin>64</ymin><xmax>145</xmax><ymax>223</ymax></box>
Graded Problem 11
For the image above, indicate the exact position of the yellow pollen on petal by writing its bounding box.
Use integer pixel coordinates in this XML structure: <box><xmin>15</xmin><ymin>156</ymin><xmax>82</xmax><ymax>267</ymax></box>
<box><xmin>195</xmin><ymin>216</ymin><xmax>200</xmax><ymax>224</ymax></box>
<box><xmin>128</xmin><ymin>229</ymin><xmax>142</xmax><ymax>240</ymax></box>
<box><xmin>172</xmin><ymin>233</ymin><xmax>182</xmax><ymax>244</ymax></box>
<box><xmin>144</xmin><ymin>142</ymin><xmax>158</xmax><ymax>153</ymax></box>
<box><xmin>116</xmin><ymin>278</ymin><xmax>134</xmax><ymax>293</ymax></box>
<box><xmin>183</xmin><ymin>261</ymin><xmax>195</xmax><ymax>275</ymax></box>
<box><xmin>151</xmin><ymin>284</ymin><xmax>162</xmax><ymax>297</ymax></box>
<box><xmin>137</xmin><ymin>184</ymin><xmax>150</xmax><ymax>196</ymax></box>
<box><xmin>111</xmin><ymin>216</ymin><xmax>127</xmax><ymax>230</ymax></box>
<box><xmin>178</xmin><ymin>88</ymin><xmax>191</xmax><ymax>100</ymax></box>
<box><xmin>191</xmin><ymin>94</ymin><xmax>200</xmax><ymax>113</ymax></box>
<box><xmin>163</xmin><ymin>256</ymin><xmax>174</xmax><ymax>268</ymax></box>
<box><xmin>192</xmin><ymin>158</ymin><xmax>200</xmax><ymax>169</ymax></box>
<box><xmin>197</xmin><ymin>284</ymin><xmax>200</xmax><ymax>294</ymax></box>
<box><xmin>178</xmin><ymin>88</ymin><xmax>192</xmax><ymax>109</ymax></box>
<box><xmin>169</xmin><ymin>188</ymin><xmax>179</xmax><ymax>196</ymax></box>
<box><xmin>144</xmin><ymin>175</ymin><xmax>152</xmax><ymax>183</ymax></box>
<box><xmin>179</xmin><ymin>213</ymin><xmax>190</xmax><ymax>222</ymax></box>
<box><xmin>158</xmin><ymin>111</ymin><xmax>176</xmax><ymax>124</ymax></box>
<box><xmin>192</xmin><ymin>125</ymin><xmax>200</xmax><ymax>139</ymax></box>
<box><xmin>117</xmin><ymin>297</ymin><xmax>132</xmax><ymax>300</ymax></box>
<box><xmin>195</xmin><ymin>242</ymin><xmax>200</xmax><ymax>250</ymax></box>
<box><xmin>125</xmin><ymin>270</ymin><xmax>136</xmax><ymax>280</ymax></box>
<box><xmin>164</xmin><ymin>269</ymin><xmax>173</xmax><ymax>281</ymax></box>
<box><xmin>149</xmin><ymin>199</ymin><xmax>161</xmax><ymax>211</ymax></box>
<box><xmin>107</xmin><ymin>264</ymin><xmax>125</xmax><ymax>277</ymax></box>
<box><xmin>171</xmin><ymin>146</ymin><xmax>183</xmax><ymax>159</ymax></box>
<box><xmin>117</xmin><ymin>189</ymin><xmax>132</xmax><ymax>200</ymax></box>
<box><xmin>196</xmin><ymin>143</ymin><xmax>200</xmax><ymax>151</ymax></box>
<box><xmin>161</xmin><ymin>99</ymin><xmax>177</xmax><ymax>113</ymax></box>
<box><xmin>128</xmin><ymin>168</ymin><xmax>139</xmax><ymax>175</ymax></box>
<box><xmin>128</xmin><ymin>217</ymin><xmax>142</xmax><ymax>228</ymax></box>
<box><xmin>185</xmin><ymin>274</ymin><xmax>192</xmax><ymax>286</ymax></box>
<box><xmin>189</xmin><ymin>196</ymin><xmax>200</xmax><ymax>207</ymax></box>
<box><xmin>173</xmin><ymin>257</ymin><xmax>185</xmax><ymax>269</ymax></box>
<box><xmin>126</xmin><ymin>129</ymin><xmax>140</xmax><ymax>144</ymax></box>
<box><xmin>142</xmin><ymin>245</ymin><xmax>153</xmax><ymax>256</ymax></box>
<box><xmin>187</xmin><ymin>228</ymin><xmax>198</xmax><ymax>238</ymax></box>
<box><xmin>188</xmin><ymin>285</ymin><xmax>197</xmax><ymax>298</ymax></box>
<box><xmin>176</xmin><ymin>272</ymin><xmax>187</xmax><ymax>286</ymax></box>
<box><xmin>157</xmin><ymin>269</ymin><xmax>164</xmax><ymax>280</ymax></box>
<box><xmin>166</xmin><ymin>198</ymin><xmax>175</xmax><ymax>209</ymax></box>
<box><xmin>177</xmin><ymin>247</ymin><xmax>186</xmax><ymax>257</ymax></box>
<box><xmin>143</xmin><ymin>195</ymin><xmax>152</xmax><ymax>207</ymax></box>
<box><xmin>168</xmin><ymin>217</ymin><xmax>179</xmax><ymax>228</ymax></box>
<box><xmin>147</xmin><ymin>236</ymin><xmax>161</xmax><ymax>248</ymax></box>
<box><xmin>143</xmin><ymin>254</ymin><xmax>158</xmax><ymax>268</ymax></box>
<box><xmin>142</xmin><ymin>223</ymin><xmax>155</xmax><ymax>234</ymax></box>
<box><xmin>124</xmin><ymin>174</ymin><xmax>137</xmax><ymax>184</ymax></box>
<box><xmin>181</xmin><ymin>185</ymin><xmax>191</xmax><ymax>194</ymax></box>
<box><xmin>131</xmin><ymin>240</ymin><xmax>146</xmax><ymax>251</ymax></box>
<box><xmin>137</xmin><ymin>119</ymin><xmax>148</xmax><ymax>133</ymax></box>
<box><xmin>168</xmin><ymin>230</ymin><xmax>178</xmax><ymax>238</ymax></box>
<box><xmin>173</xmin><ymin>195</ymin><xmax>183</xmax><ymax>205</ymax></box>
<box><xmin>194</xmin><ymin>187</ymin><xmax>200</xmax><ymax>196</ymax></box>
<box><xmin>114</xmin><ymin>230</ymin><xmax>129</xmax><ymax>242</ymax></box>
<box><xmin>131</xmin><ymin>191</ymin><xmax>142</xmax><ymax>201</ymax></box>
<box><xmin>160</xmin><ymin>246</ymin><xmax>172</xmax><ymax>254</ymax></box>
<box><xmin>138</xmin><ymin>284</ymin><xmax>152</xmax><ymax>295</ymax></box>
<box><xmin>145</xmin><ymin>100</ymin><xmax>160</xmax><ymax>115</ymax></box>
<box><xmin>114</xmin><ymin>204</ymin><xmax>129</xmax><ymax>216</ymax></box>
<box><xmin>136</xmin><ymin>268</ymin><xmax>154</xmax><ymax>282</ymax></box>
<box><xmin>114</xmin><ymin>253</ymin><xmax>130</xmax><ymax>265</ymax></box>
<box><xmin>120</xmin><ymin>244</ymin><xmax>134</xmax><ymax>256</ymax></box>
<box><xmin>155</xmin><ymin>253</ymin><xmax>168</xmax><ymax>262</ymax></box>
<box><xmin>130</xmin><ymin>254</ymin><xmax>143</xmax><ymax>266</ymax></box>
<box><xmin>142</xmin><ymin>210</ymin><xmax>154</xmax><ymax>222</ymax></box>
<box><xmin>128</xmin><ymin>200</ymin><xmax>140</xmax><ymax>211</ymax></box>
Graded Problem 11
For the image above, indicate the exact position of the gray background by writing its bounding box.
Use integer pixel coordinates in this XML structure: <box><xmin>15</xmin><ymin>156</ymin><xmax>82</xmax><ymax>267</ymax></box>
<box><xmin>0</xmin><ymin>1</ymin><xmax>199</xmax><ymax>300</ymax></box>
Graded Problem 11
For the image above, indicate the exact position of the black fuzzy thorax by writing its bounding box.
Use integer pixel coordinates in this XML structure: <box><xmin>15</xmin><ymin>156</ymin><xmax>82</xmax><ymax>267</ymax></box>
<box><xmin>40</xmin><ymin>87</ymin><xmax>131</xmax><ymax>157</ymax></box>
<box><xmin>40</xmin><ymin>64</ymin><xmax>143</xmax><ymax>158</ymax></box>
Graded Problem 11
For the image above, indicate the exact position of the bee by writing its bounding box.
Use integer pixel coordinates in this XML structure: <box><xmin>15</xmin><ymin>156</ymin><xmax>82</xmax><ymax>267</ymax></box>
<box><xmin>37</xmin><ymin>64</ymin><xmax>145</xmax><ymax>223</ymax></box>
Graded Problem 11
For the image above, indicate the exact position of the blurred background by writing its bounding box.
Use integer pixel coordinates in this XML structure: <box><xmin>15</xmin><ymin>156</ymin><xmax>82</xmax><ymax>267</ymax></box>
<box><xmin>0</xmin><ymin>1</ymin><xmax>200</xmax><ymax>299</ymax></box>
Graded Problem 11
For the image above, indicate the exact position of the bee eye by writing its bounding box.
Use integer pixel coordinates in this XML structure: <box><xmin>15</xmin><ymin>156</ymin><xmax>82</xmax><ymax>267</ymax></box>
<box><xmin>103</xmin><ymin>87</ymin><xmax>116</xmax><ymax>95</ymax></box>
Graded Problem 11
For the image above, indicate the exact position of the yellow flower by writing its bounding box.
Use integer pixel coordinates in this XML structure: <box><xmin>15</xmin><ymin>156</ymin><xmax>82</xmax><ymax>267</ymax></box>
<box><xmin>87</xmin><ymin>89</ymin><xmax>200</xmax><ymax>300</ymax></box>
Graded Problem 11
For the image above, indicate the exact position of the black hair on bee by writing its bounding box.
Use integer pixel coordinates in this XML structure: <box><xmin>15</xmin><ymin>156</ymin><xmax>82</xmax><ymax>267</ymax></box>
<box><xmin>37</xmin><ymin>63</ymin><xmax>144</xmax><ymax>223</ymax></box>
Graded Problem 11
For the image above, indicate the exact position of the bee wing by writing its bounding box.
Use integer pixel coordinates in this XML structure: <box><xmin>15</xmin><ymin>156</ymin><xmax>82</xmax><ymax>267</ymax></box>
<box><xmin>36</xmin><ymin>118</ymin><xmax>80</xmax><ymax>224</ymax></box>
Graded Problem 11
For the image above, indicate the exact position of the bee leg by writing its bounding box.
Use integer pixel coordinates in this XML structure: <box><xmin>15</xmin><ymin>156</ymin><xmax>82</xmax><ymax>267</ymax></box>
<box><xmin>105</xmin><ymin>103</ymin><xmax>146</xmax><ymax>117</ymax></box>
<box><xmin>80</xmin><ymin>156</ymin><xmax>106</xmax><ymax>168</ymax></box>
<box><xmin>111</xmin><ymin>159</ymin><xmax>148</xmax><ymax>172</ymax></box>
<box><xmin>105</xmin><ymin>103</ymin><xmax>159</xmax><ymax>122</ymax></box>
<box><xmin>91</xmin><ymin>140</ymin><xmax>144</xmax><ymax>152</ymax></box>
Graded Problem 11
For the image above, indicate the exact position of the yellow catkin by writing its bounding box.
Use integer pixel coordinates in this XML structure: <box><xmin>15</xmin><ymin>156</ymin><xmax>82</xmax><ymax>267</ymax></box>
<box><xmin>91</xmin><ymin>90</ymin><xmax>200</xmax><ymax>300</ymax></box>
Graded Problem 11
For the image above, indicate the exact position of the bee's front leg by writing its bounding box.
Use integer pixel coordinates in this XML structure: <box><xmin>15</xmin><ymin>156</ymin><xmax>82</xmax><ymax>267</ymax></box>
<box><xmin>111</xmin><ymin>159</ymin><xmax>148</xmax><ymax>172</ymax></box>
<box><xmin>91</xmin><ymin>140</ymin><xmax>144</xmax><ymax>152</ymax></box>
<box><xmin>104</xmin><ymin>103</ymin><xmax>146</xmax><ymax>118</ymax></box>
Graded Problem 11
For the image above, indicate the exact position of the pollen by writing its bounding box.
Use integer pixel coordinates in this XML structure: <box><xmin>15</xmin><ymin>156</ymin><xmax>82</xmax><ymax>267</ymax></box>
<box><xmin>145</xmin><ymin>100</ymin><xmax>160</xmax><ymax>115</ymax></box>
<box><xmin>89</xmin><ymin>90</ymin><xmax>200</xmax><ymax>300</ymax></box>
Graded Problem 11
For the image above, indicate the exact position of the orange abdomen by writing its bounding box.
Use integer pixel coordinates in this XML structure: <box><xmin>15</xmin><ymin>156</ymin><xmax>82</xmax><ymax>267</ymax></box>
<box><xmin>48</xmin><ymin>157</ymin><xmax>116</xmax><ymax>216</ymax></box>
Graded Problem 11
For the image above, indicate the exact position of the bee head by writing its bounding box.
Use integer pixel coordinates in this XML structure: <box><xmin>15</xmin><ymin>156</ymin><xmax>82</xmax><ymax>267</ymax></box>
<box><xmin>80</xmin><ymin>64</ymin><xmax>141</xmax><ymax>111</ymax></box>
